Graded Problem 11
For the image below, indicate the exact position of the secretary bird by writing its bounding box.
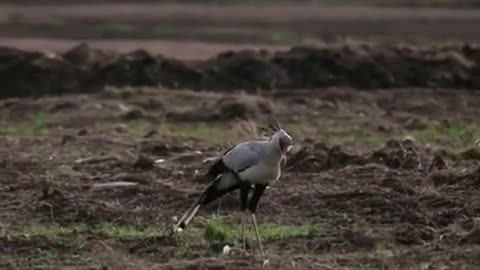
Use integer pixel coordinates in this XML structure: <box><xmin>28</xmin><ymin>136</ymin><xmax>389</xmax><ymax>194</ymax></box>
<box><xmin>172</xmin><ymin>126</ymin><xmax>293</xmax><ymax>255</ymax></box>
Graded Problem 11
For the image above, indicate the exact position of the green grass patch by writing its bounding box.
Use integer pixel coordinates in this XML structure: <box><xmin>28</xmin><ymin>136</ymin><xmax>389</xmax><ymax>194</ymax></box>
<box><xmin>203</xmin><ymin>218</ymin><xmax>234</xmax><ymax>245</ymax></box>
<box><xmin>16</xmin><ymin>222</ymin><xmax>165</xmax><ymax>241</ymax></box>
<box><xmin>201</xmin><ymin>216</ymin><xmax>317</xmax><ymax>246</ymax></box>
<box><xmin>409</xmin><ymin>121</ymin><xmax>477</xmax><ymax>147</ymax></box>
<box><xmin>29</xmin><ymin>250</ymin><xmax>60</xmax><ymax>269</ymax></box>
<box><xmin>465</xmin><ymin>254</ymin><xmax>480</xmax><ymax>270</ymax></box>
<box><xmin>20</xmin><ymin>223</ymin><xmax>87</xmax><ymax>239</ymax></box>
<box><xmin>92</xmin><ymin>222</ymin><xmax>164</xmax><ymax>240</ymax></box>
<box><xmin>0</xmin><ymin>113</ymin><xmax>49</xmax><ymax>136</ymax></box>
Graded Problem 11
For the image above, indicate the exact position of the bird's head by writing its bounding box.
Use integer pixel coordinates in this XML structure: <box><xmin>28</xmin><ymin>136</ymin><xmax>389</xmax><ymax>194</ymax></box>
<box><xmin>271</xmin><ymin>129</ymin><xmax>292</xmax><ymax>154</ymax></box>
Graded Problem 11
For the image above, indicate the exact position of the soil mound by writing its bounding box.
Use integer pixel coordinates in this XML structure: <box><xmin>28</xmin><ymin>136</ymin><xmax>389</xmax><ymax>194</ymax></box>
<box><xmin>1</xmin><ymin>43</ymin><xmax>480</xmax><ymax>98</ymax></box>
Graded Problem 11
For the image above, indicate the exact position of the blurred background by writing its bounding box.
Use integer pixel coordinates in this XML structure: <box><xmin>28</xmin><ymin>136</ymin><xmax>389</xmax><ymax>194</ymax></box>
<box><xmin>1</xmin><ymin>0</ymin><xmax>479</xmax><ymax>59</ymax></box>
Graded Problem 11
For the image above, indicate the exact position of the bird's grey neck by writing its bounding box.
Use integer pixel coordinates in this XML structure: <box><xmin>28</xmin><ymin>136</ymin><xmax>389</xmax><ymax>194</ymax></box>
<box><xmin>264</xmin><ymin>140</ymin><xmax>283</xmax><ymax>164</ymax></box>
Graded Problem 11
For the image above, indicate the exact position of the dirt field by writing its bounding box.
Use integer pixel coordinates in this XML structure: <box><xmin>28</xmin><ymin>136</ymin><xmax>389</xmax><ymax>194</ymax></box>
<box><xmin>1</xmin><ymin>86</ymin><xmax>480</xmax><ymax>269</ymax></box>
<box><xmin>1</xmin><ymin>2</ymin><xmax>480</xmax><ymax>270</ymax></box>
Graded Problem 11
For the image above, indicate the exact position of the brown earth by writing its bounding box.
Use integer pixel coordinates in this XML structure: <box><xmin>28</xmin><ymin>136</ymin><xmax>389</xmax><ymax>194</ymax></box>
<box><xmin>1</xmin><ymin>86</ymin><xmax>480</xmax><ymax>269</ymax></box>
<box><xmin>1</xmin><ymin>42</ymin><xmax>480</xmax><ymax>99</ymax></box>
<box><xmin>1</xmin><ymin>4</ymin><xmax>480</xmax><ymax>46</ymax></box>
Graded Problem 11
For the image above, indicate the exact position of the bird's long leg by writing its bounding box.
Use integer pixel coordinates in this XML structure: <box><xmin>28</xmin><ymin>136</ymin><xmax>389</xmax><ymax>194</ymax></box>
<box><xmin>172</xmin><ymin>202</ymin><xmax>198</xmax><ymax>233</ymax></box>
<box><xmin>240</xmin><ymin>183</ymin><xmax>251</xmax><ymax>251</ymax></box>
<box><xmin>241</xmin><ymin>211</ymin><xmax>246</xmax><ymax>249</ymax></box>
<box><xmin>248</xmin><ymin>184</ymin><xmax>267</xmax><ymax>256</ymax></box>
<box><xmin>251</xmin><ymin>212</ymin><xmax>264</xmax><ymax>256</ymax></box>
<box><xmin>182</xmin><ymin>205</ymin><xmax>200</xmax><ymax>228</ymax></box>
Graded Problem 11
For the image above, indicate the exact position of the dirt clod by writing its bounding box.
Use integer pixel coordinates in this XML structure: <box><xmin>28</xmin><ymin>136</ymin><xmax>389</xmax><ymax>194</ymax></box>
<box><xmin>132</xmin><ymin>154</ymin><xmax>155</xmax><ymax>170</ymax></box>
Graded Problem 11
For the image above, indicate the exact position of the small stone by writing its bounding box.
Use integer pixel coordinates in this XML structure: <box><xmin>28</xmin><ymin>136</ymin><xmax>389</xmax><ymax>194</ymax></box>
<box><xmin>402</xmin><ymin>135</ymin><xmax>416</xmax><ymax>143</ymax></box>
<box><xmin>222</xmin><ymin>245</ymin><xmax>231</xmax><ymax>255</ymax></box>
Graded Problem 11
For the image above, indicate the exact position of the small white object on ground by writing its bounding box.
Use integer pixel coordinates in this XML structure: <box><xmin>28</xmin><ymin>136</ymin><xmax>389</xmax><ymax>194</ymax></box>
<box><xmin>222</xmin><ymin>245</ymin><xmax>231</xmax><ymax>255</ymax></box>
<box><xmin>403</xmin><ymin>135</ymin><xmax>416</xmax><ymax>143</ymax></box>
<box><xmin>92</xmin><ymin>181</ymin><xmax>138</xmax><ymax>189</ymax></box>
<box><xmin>262</xmin><ymin>259</ymin><xmax>270</xmax><ymax>266</ymax></box>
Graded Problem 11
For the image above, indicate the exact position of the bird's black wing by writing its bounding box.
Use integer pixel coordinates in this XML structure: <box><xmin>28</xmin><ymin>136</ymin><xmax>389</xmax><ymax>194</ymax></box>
<box><xmin>203</xmin><ymin>144</ymin><xmax>236</xmax><ymax>181</ymax></box>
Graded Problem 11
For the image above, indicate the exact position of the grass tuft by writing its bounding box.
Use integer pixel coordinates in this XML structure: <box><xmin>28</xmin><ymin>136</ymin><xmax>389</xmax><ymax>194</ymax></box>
<box><xmin>0</xmin><ymin>112</ymin><xmax>49</xmax><ymax>136</ymax></box>
<box><xmin>203</xmin><ymin>218</ymin><xmax>234</xmax><ymax>245</ymax></box>
<box><xmin>201</xmin><ymin>217</ymin><xmax>317</xmax><ymax>246</ymax></box>
<box><xmin>411</xmin><ymin>121</ymin><xmax>477</xmax><ymax>147</ymax></box>
<box><xmin>92</xmin><ymin>222</ymin><xmax>164</xmax><ymax>240</ymax></box>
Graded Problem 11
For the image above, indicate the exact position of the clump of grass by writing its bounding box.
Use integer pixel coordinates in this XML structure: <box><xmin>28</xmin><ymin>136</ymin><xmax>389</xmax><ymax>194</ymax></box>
<box><xmin>202</xmin><ymin>217</ymin><xmax>317</xmax><ymax>247</ymax></box>
<box><xmin>465</xmin><ymin>255</ymin><xmax>480</xmax><ymax>270</ymax></box>
<box><xmin>20</xmin><ymin>222</ymin><xmax>86</xmax><ymax>239</ymax></box>
<box><xmin>0</xmin><ymin>113</ymin><xmax>49</xmax><ymax>136</ymax></box>
<box><xmin>445</xmin><ymin>122</ymin><xmax>476</xmax><ymax>145</ymax></box>
<box><xmin>29</xmin><ymin>250</ymin><xmax>59</xmax><ymax>269</ymax></box>
<box><xmin>411</xmin><ymin>121</ymin><xmax>477</xmax><ymax>147</ymax></box>
<box><xmin>258</xmin><ymin>223</ymin><xmax>314</xmax><ymax>241</ymax></box>
<box><xmin>203</xmin><ymin>217</ymin><xmax>235</xmax><ymax>245</ymax></box>
<box><xmin>92</xmin><ymin>222</ymin><xmax>164</xmax><ymax>240</ymax></box>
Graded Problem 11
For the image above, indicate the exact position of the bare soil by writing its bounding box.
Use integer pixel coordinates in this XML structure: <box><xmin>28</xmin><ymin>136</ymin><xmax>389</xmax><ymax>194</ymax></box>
<box><xmin>1</xmin><ymin>86</ymin><xmax>480</xmax><ymax>269</ymax></box>
<box><xmin>1</xmin><ymin>4</ymin><xmax>480</xmax><ymax>47</ymax></box>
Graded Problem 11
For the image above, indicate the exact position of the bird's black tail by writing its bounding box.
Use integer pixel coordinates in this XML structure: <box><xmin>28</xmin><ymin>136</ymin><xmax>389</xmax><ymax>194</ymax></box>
<box><xmin>173</xmin><ymin>159</ymin><xmax>240</xmax><ymax>232</ymax></box>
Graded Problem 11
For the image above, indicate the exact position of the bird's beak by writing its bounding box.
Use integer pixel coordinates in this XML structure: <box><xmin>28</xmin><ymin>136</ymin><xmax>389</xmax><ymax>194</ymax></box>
<box><xmin>286</xmin><ymin>145</ymin><xmax>293</xmax><ymax>153</ymax></box>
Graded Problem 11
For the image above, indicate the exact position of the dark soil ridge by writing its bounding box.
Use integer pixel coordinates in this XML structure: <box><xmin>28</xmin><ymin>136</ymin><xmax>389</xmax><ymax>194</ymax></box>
<box><xmin>1</xmin><ymin>42</ymin><xmax>480</xmax><ymax>99</ymax></box>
